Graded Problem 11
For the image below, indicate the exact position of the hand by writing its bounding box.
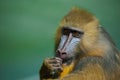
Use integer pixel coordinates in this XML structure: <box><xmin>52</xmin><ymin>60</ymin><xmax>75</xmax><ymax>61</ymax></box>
<box><xmin>40</xmin><ymin>57</ymin><xmax>63</xmax><ymax>79</ymax></box>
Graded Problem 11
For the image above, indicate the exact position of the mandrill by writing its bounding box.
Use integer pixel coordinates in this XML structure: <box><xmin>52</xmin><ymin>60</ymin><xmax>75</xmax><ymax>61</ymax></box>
<box><xmin>40</xmin><ymin>7</ymin><xmax>120</xmax><ymax>80</ymax></box>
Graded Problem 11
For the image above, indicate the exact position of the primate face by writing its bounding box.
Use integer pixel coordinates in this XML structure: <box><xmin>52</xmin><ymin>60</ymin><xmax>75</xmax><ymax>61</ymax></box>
<box><xmin>56</xmin><ymin>27</ymin><xmax>84</xmax><ymax>64</ymax></box>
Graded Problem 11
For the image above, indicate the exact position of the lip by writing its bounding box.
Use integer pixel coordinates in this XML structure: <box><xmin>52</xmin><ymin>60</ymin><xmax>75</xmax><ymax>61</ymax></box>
<box><xmin>60</xmin><ymin>54</ymin><xmax>67</xmax><ymax>60</ymax></box>
<box><xmin>55</xmin><ymin>53</ymin><xmax>72</xmax><ymax>64</ymax></box>
<box><xmin>56</xmin><ymin>54</ymin><xmax>68</xmax><ymax>62</ymax></box>
<box><xmin>56</xmin><ymin>52</ymin><xmax>67</xmax><ymax>60</ymax></box>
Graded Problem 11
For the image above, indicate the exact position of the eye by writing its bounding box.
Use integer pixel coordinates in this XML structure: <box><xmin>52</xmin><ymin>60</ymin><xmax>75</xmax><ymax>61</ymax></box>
<box><xmin>72</xmin><ymin>31</ymin><xmax>84</xmax><ymax>38</ymax></box>
<box><xmin>62</xmin><ymin>29</ymin><xmax>71</xmax><ymax>35</ymax></box>
<box><xmin>62</xmin><ymin>27</ymin><xmax>84</xmax><ymax>38</ymax></box>
<box><xmin>72</xmin><ymin>31</ymin><xmax>81</xmax><ymax>38</ymax></box>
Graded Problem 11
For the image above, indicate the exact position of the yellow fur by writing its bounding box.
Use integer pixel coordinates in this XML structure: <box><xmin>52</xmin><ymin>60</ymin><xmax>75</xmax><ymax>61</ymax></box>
<box><xmin>60</xmin><ymin>63</ymin><xmax>75</xmax><ymax>79</ymax></box>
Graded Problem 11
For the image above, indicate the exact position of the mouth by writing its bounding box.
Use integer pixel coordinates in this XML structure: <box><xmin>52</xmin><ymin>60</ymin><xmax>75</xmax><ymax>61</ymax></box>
<box><xmin>62</xmin><ymin>58</ymin><xmax>73</xmax><ymax>65</ymax></box>
<box><xmin>55</xmin><ymin>51</ymin><xmax>73</xmax><ymax>65</ymax></box>
<box><xmin>56</xmin><ymin>54</ymin><xmax>73</xmax><ymax>65</ymax></box>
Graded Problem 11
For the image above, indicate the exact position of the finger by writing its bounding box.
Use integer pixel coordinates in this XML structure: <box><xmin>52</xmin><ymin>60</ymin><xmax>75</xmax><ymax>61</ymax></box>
<box><xmin>51</xmin><ymin>66</ymin><xmax>63</xmax><ymax>72</ymax></box>
<box><xmin>49</xmin><ymin>57</ymin><xmax>62</xmax><ymax>62</ymax></box>
<box><xmin>54</xmin><ymin>57</ymin><xmax>62</xmax><ymax>61</ymax></box>
<box><xmin>48</xmin><ymin>60</ymin><xmax>62</xmax><ymax>64</ymax></box>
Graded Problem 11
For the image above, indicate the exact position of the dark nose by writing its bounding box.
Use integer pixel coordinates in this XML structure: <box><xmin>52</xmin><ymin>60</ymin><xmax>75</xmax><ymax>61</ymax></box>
<box><xmin>56</xmin><ymin>49</ymin><xmax>67</xmax><ymax>56</ymax></box>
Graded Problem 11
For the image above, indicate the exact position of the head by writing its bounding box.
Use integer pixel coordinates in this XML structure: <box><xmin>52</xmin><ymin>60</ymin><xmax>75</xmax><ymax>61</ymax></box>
<box><xmin>55</xmin><ymin>7</ymin><xmax>100</xmax><ymax>65</ymax></box>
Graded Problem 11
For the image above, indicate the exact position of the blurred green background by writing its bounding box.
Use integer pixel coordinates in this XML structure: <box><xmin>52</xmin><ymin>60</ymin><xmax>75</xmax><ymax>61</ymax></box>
<box><xmin>0</xmin><ymin>0</ymin><xmax>120</xmax><ymax>80</ymax></box>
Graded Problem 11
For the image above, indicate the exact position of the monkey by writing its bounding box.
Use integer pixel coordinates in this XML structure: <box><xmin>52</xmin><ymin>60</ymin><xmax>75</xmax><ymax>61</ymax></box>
<box><xmin>40</xmin><ymin>7</ymin><xmax>120</xmax><ymax>80</ymax></box>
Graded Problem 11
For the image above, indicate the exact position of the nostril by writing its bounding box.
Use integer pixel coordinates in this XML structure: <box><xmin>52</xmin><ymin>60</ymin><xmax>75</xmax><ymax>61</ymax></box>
<box><xmin>56</xmin><ymin>49</ymin><xmax>67</xmax><ymax>59</ymax></box>
<box><xmin>56</xmin><ymin>49</ymin><xmax>61</xmax><ymax>55</ymax></box>
<box><xmin>62</xmin><ymin>52</ymin><xmax>67</xmax><ymax>55</ymax></box>
<box><xmin>56</xmin><ymin>49</ymin><xmax>67</xmax><ymax>56</ymax></box>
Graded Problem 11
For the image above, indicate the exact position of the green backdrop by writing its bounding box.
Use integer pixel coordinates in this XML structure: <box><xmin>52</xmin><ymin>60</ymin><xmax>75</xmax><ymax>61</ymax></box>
<box><xmin>0</xmin><ymin>0</ymin><xmax>120</xmax><ymax>80</ymax></box>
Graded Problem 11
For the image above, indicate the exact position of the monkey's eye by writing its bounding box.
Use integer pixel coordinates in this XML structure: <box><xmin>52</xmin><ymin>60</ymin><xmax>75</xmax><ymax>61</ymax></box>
<box><xmin>62</xmin><ymin>28</ymin><xmax>84</xmax><ymax>38</ymax></box>
<box><xmin>62</xmin><ymin>29</ymin><xmax>71</xmax><ymax>35</ymax></box>
<box><xmin>72</xmin><ymin>31</ymin><xmax>81</xmax><ymax>38</ymax></box>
